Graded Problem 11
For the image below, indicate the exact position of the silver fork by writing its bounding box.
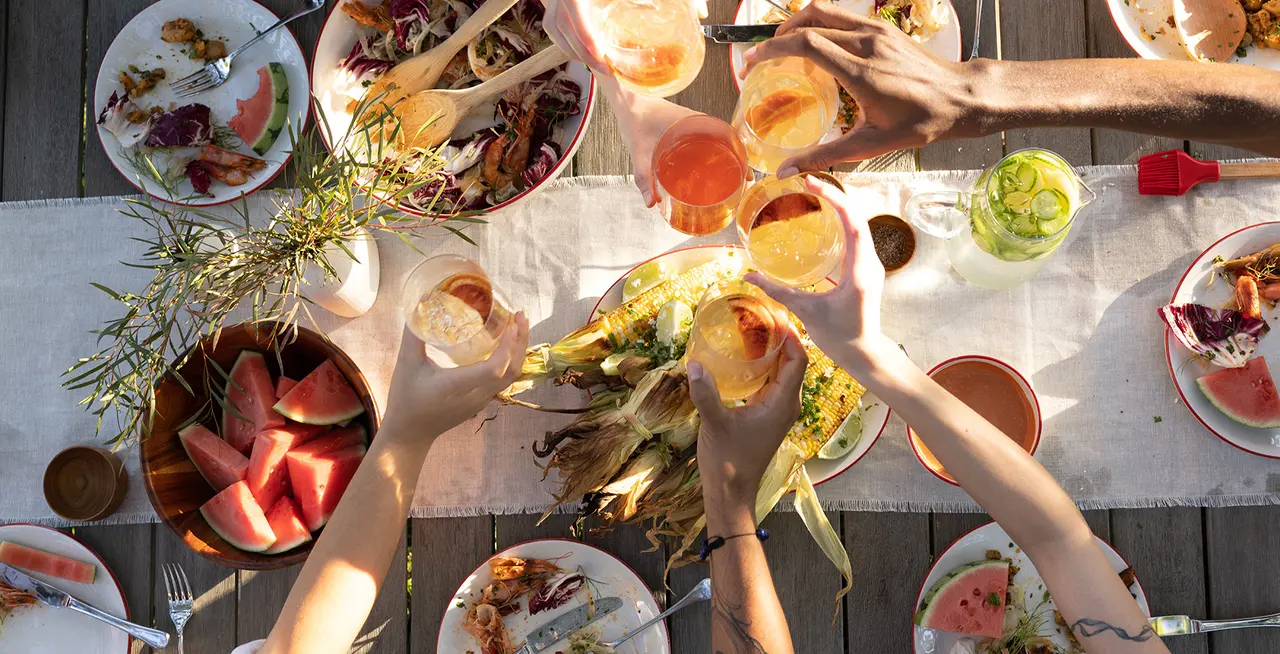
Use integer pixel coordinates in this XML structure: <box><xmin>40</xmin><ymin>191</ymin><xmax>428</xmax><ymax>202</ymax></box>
<box><xmin>163</xmin><ymin>563</ymin><xmax>195</xmax><ymax>654</ymax></box>
<box><xmin>599</xmin><ymin>578</ymin><xmax>712</xmax><ymax>650</ymax></box>
<box><xmin>173</xmin><ymin>0</ymin><xmax>324</xmax><ymax>98</ymax></box>
<box><xmin>968</xmin><ymin>0</ymin><xmax>985</xmax><ymax>61</ymax></box>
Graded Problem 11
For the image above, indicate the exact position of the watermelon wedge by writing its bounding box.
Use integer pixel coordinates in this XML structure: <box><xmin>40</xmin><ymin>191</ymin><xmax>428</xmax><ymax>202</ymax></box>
<box><xmin>245</xmin><ymin>423</ymin><xmax>328</xmax><ymax>510</ymax></box>
<box><xmin>263</xmin><ymin>497</ymin><xmax>313</xmax><ymax>555</ymax></box>
<box><xmin>179</xmin><ymin>423</ymin><xmax>250</xmax><ymax>491</ymax></box>
<box><xmin>915</xmin><ymin>559</ymin><xmax>1010</xmax><ymax>639</ymax></box>
<box><xmin>228</xmin><ymin>62</ymin><xmax>289</xmax><ymax>156</ymax></box>
<box><xmin>0</xmin><ymin>542</ymin><xmax>96</xmax><ymax>584</ymax></box>
<box><xmin>274</xmin><ymin>359</ymin><xmax>366</xmax><ymax>426</ymax></box>
<box><xmin>1196</xmin><ymin>356</ymin><xmax>1280</xmax><ymax>428</ymax></box>
<box><xmin>287</xmin><ymin>444</ymin><xmax>367</xmax><ymax>532</ymax></box>
<box><xmin>223</xmin><ymin>351</ymin><xmax>286</xmax><ymax>454</ymax></box>
<box><xmin>275</xmin><ymin>376</ymin><xmax>298</xmax><ymax>399</ymax></box>
<box><xmin>199</xmin><ymin>481</ymin><xmax>277</xmax><ymax>553</ymax></box>
<box><xmin>289</xmin><ymin>424</ymin><xmax>368</xmax><ymax>460</ymax></box>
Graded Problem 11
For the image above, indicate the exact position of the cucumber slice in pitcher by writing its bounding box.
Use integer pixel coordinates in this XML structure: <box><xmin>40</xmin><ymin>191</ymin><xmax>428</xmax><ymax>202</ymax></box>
<box><xmin>1038</xmin><ymin>216</ymin><xmax>1070</xmax><ymax>236</ymax></box>
<box><xmin>1031</xmin><ymin>189</ymin><xmax>1067</xmax><ymax>221</ymax></box>
<box><xmin>1004</xmin><ymin>191</ymin><xmax>1032</xmax><ymax>212</ymax></box>
<box><xmin>1015</xmin><ymin>164</ymin><xmax>1038</xmax><ymax>191</ymax></box>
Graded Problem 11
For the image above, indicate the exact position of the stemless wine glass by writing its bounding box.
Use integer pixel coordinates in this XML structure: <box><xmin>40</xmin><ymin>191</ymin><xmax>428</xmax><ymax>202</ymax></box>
<box><xmin>599</xmin><ymin>0</ymin><xmax>706</xmax><ymax>98</ymax></box>
<box><xmin>685</xmin><ymin>279</ymin><xmax>786</xmax><ymax>400</ymax></box>
<box><xmin>737</xmin><ymin>175</ymin><xmax>845</xmax><ymax>287</ymax></box>
<box><xmin>401</xmin><ymin>254</ymin><xmax>515</xmax><ymax>367</ymax></box>
<box><xmin>731</xmin><ymin>56</ymin><xmax>839</xmax><ymax>174</ymax></box>
<box><xmin>653</xmin><ymin>114</ymin><xmax>750</xmax><ymax>236</ymax></box>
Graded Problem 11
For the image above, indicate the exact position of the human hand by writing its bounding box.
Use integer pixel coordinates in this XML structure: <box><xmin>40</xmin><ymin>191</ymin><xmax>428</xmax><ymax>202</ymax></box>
<box><xmin>744</xmin><ymin>177</ymin><xmax>892</xmax><ymax>372</ymax></box>
<box><xmin>381</xmin><ymin>314</ymin><xmax>530</xmax><ymax>439</ymax></box>
<box><xmin>543</xmin><ymin>0</ymin><xmax>709</xmax><ymax>72</ymax></box>
<box><xmin>603</xmin><ymin>85</ymin><xmax>702</xmax><ymax>206</ymax></box>
<box><xmin>687</xmin><ymin>329</ymin><xmax>808</xmax><ymax>507</ymax></box>
<box><xmin>742</xmin><ymin>2</ymin><xmax>984</xmax><ymax>175</ymax></box>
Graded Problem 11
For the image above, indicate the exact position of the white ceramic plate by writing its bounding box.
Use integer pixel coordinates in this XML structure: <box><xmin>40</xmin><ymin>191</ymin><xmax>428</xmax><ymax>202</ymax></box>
<box><xmin>1106</xmin><ymin>0</ymin><xmax>1280</xmax><ymax>68</ymax></box>
<box><xmin>1164</xmin><ymin>221</ymin><xmax>1280</xmax><ymax>459</ymax></box>
<box><xmin>913</xmin><ymin>521</ymin><xmax>1150</xmax><ymax>654</ymax></box>
<box><xmin>0</xmin><ymin>524</ymin><xmax>130</xmax><ymax>654</ymax></box>
<box><xmin>310</xmin><ymin>0</ymin><xmax>596</xmax><ymax>218</ymax></box>
<box><xmin>93</xmin><ymin>0</ymin><xmax>310</xmax><ymax>206</ymax></box>
<box><xmin>436</xmin><ymin>538</ymin><xmax>668</xmax><ymax>654</ymax></box>
<box><xmin>729</xmin><ymin>0</ymin><xmax>963</xmax><ymax>91</ymax></box>
<box><xmin>589</xmin><ymin>245</ymin><xmax>890</xmax><ymax>485</ymax></box>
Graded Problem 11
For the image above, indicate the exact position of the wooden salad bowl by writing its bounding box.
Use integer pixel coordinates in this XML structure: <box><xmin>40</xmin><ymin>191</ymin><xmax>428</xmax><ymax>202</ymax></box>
<box><xmin>139</xmin><ymin>322</ymin><xmax>380</xmax><ymax>570</ymax></box>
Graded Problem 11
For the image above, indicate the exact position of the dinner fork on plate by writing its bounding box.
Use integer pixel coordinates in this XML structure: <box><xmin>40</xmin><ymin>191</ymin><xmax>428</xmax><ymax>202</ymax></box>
<box><xmin>173</xmin><ymin>0</ymin><xmax>324</xmax><ymax>98</ymax></box>
<box><xmin>163</xmin><ymin>563</ymin><xmax>195</xmax><ymax>654</ymax></box>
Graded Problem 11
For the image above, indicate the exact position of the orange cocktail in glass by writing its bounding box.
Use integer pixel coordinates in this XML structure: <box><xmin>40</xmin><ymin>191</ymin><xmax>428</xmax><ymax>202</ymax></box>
<box><xmin>732</xmin><ymin>56</ymin><xmax>839</xmax><ymax>174</ymax></box>
<box><xmin>653</xmin><ymin>114</ymin><xmax>749</xmax><ymax>236</ymax></box>
<box><xmin>600</xmin><ymin>0</ymin><xmax>705</xmax><ymax>98</ymax></box>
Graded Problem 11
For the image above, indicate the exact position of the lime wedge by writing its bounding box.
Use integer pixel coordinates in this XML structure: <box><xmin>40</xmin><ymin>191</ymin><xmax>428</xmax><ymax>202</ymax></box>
<box><xmin>622</xmin><ymin>260</ymin><xmax>674</xmax><ymax>303</ymax></box>
<box><xmin>601</xmin><ymin>352</ymin><xmax>630</xmax><ymax>377</ymax></box>
<box><xmin>817</xmin><ymin>409</ymin><xmax>864</xmax><ymax>460</ymax></box>
<box><xmin>656</xmin><ymin>300</ymin><xmax>693</xmax><ymax>348</ymax></box>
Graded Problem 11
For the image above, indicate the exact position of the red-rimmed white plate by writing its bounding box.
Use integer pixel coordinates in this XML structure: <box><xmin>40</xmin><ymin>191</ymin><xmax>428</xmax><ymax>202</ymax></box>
<box><xmin>1105</xmin><ymin>0</ymin><xmax>1280</xmax><ymax>68</ymax></box>
<box><xmin>0</xmin><ymin>524</ymin><xmax>131</xmax><ymax>654</ymax></box>
<box><xmin>93</xmin><ymin>0</ymin><xmax>311</xmax><ymax>206</ymax></box>
<box><xmin>436</xmin><ymin>538</ymin><xmax>668</xmax><ymax>654</ymax></box>
<box><xmin>310</xmin><ymin>0</ymin><xmax>596</xmax><ymax>218</ymax></box>
<box><xmin>589</xmin><ymin>245</ymin><xmax>890</xmax><ymax>485</ymax></box>
<box><xmin>913</xmin><ymin>521</ymin><xmax>1150</xmax><ymax>654</ymax></box>
<box><xmin>728</xmin><ymin>0</ymin><xmax>963</xmax><ymax>93</ymax></box>
<box><xmin>1165</xmin><ymin>221</ymin><xmax>1280</xmax><ymax>459</ymax></box>
<box><xmin>906</xmin><ymin>355</ymin><xmax>1043</xmax><ymax>486</ymax></box>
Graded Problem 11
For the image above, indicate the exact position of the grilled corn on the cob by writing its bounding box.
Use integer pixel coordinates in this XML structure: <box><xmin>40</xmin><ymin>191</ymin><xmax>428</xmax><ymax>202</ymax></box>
<box><xmin>788</xmin><ymin>340</ymin><xmax>866</xmax><ymax>459</ymax></box>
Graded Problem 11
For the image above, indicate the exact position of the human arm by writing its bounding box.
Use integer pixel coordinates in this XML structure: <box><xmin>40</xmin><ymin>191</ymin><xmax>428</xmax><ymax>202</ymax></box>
<box><xmin>686</xmin><ymin>334</ymin><xmax>808</xmax><ymax>654</ymax></box>
<box><xmin>743</xmin><ymin>2</ymin><xmax>1280</xmax><ymax>175</ymax></box>
<box><xmin>255</xmin><ymin>316</ymin><xmax>529</xmax><ymax>654</ymax></box>
<box><xmin>746</xmin><ymin>178</ymin><xmax>1168</xmax><ymax>653</ymax></box>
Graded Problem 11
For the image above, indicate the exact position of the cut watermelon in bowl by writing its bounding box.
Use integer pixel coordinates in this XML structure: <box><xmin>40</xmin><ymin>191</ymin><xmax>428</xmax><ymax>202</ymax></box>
<box><xmin>141</xmin><ymin>321</ymin><xmax>379</xmax><ymax>570</ymax></box>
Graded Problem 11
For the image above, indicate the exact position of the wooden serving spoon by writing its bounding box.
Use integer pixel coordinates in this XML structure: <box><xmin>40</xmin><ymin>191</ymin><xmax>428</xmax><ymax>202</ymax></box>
<box><xmin>1173</xmin><ymin>0</ymin><xmax>1246</xmax><ymax>62</ymax></box>
<box><xmin>364</xmin><ymin>0</ymin><xmax>519</xmax><ymax>108</ymax></box>
<box><xmin>396</xmin><ymin>45</ymin><xmax>570</xmax><ymax>149</ymax></box>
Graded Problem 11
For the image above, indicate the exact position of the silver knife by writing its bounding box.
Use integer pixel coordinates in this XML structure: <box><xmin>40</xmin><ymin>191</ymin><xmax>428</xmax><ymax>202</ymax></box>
<box><xmin>702</xmin><ymin>24</ymin><xmax>780</xmax><ymax>43</ymax></box>
<box><xmin>515</xmin><ymin>596</ymin><xmax>624</xmax><ymax>653</ymax></box>
<box><xmin>0</xmin><ymin>562</ymin><xmax>170</xmax><ymax>648</ymax></box>
<box><xmin>1149</xmin><ymin>611</ymin><xmax>1280</xmax><ymax>636</ymax></box>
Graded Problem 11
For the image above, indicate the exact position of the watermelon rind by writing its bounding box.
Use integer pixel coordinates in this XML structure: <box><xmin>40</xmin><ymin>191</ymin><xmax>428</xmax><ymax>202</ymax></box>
<box><xmin>1195</xmin><ymin>357</ymin><xmax>1280</xmax><ymax>428</ymax></box>
<box><xmin>200</xmin><ymin>481</ymin><xmax>277</xmax><ymax>553</ymax></box>
<box><xmin>179</xmin><ymin>423</ymin><xmax>250</xmax><ymax>492</ymax></box>
<box><xmin>223</xmin><ymin>350</ymin><xmax>286</xmax><ymax>454</ymax></box>
<box><xmin>915</xmin><ymin>559</ymin><xmax>1010</xmax><ymax>638</ymax></box>
<box><xmin>263</xmin><ymin>497</ymin><xmax>313</xmax><ymax>555</ymax></box>
<box><xmin>228</xmin><ymin>62</ymin><xmax>289</xmax><ymax>156</ymax></box>
<box><xmin>273</xmin><ymin>359</ymin><xmax>366</xmax><ymax>426</ymax></box>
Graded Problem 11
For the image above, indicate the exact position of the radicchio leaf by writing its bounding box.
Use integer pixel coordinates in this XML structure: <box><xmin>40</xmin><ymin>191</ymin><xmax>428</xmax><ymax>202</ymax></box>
<box><xmin>522</xmin><ymin>142</ymin><xmax>559</xmax><ymax>188</ymax></box>
<box><xmin>339</xmin><ymin>41</ymin><xmax>395</xmax><ymax>78</ymax></box>
<box><xmin>528</xmin><ymin>573</ymin><xmax>583</xmax><ymax>615</ymax></box>
<box><xmin>185</xmin><ymin>160</ymin><xmax>214</xmax><ymax>196</ymax></box>
<box><xmin>96</xmin><ymin>91</ymin><xmax>151</xmax><ymax>149</ymax></box>
<box><xmin>389</xmin><ymin>0</ymin><xmax>432</xmax><ymax>52</ymax></box>
<box><xmin>515</xmin><ymin>0</ymin><xmax>545</xmax><ymax>35</ymax></box>
<box><xmin>412</xmin><ymin>171</ymin><xmax>463</xmax><ymax>208</ymax></box>
<box><xmin>145</xmin><ymin>104</ymin><xmax>214</xmax><ymax>148</ymax></box>
<box><xmin>1159</xmin><ymin>303</ymin><xmax>1269</xmax><ymax>368</ymax></box>
<box><xmin>442</xmin><ymin>130</ymin><xmax>498</xmax><ymax>175</ymax></box>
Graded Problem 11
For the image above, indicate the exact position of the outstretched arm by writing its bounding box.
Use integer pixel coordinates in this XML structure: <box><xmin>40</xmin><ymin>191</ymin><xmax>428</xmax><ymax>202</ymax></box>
<box><xmin>742</xmin><ymin>2</ymin><xmax>1280</xmax><ymax>173</ymax></box>
<box><xmin>256</xmin><ymin>317</ymin><xmax>529</xmax><ymax>654</ymax></box>
<box><xmin>748</xmin><ymin>178</ymin><xmax>1169</xmax><ymax>654</ymax></box>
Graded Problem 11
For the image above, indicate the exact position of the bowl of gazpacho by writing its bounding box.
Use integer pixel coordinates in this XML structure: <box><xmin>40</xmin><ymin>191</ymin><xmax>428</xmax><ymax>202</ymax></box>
<box><xmin>907</xmin><ymin>355</ymin><xmax>1042</xmax><ymax>485</ymax></box>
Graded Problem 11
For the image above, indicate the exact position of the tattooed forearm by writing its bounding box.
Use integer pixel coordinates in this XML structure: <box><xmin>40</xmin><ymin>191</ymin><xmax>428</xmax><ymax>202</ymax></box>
<box><xmin>712</xmin><ymin>596</ymin><xmax>770</xmax><ymax>654</ymax></box>
<box><xmin>1070</xmin><ymin>618</ymin><xmax>1157</xmax><ymax>642</ymax></box>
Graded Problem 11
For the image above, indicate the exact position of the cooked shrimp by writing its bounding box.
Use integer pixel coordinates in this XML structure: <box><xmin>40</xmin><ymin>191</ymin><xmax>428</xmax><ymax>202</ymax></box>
<box><xmin>462</xmin><ymin>603</ymin><xmax>510</xmax><ymax>654</ymax></box>
<box><xmin>487</xmin><ymin>556</ymin><xmax>564</xmax><ymax>581</ymax></box>
<box><xmin>198</xmin><ymin>145</ymin><xmax>267</xmax><ymax>173</ymax></box>
<box><xmin>203</xmin><ymin>164</ymin><xmax>249</xmax><ymax>186</ymax></box>
<box><xmin>480</xmin><ymin>577</ymin><xmax>547</xmax><ymax>611</ymax></box>
<box><xmin>1236</xmin><ymin>275</ymin><xmax>1263</xmax><ymax>319</ymax></box>
<box><xmin>341</xmin><ymin>1</ymin><xmax>395</xmax><ymax>31</ymax></box>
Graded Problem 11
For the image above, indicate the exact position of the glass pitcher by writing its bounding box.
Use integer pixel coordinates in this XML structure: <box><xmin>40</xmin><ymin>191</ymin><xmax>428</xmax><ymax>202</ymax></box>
<box><xmin>906</xmin><ymin>148</ymin><xmax>1095</xmax><ymax>290</ymax></box>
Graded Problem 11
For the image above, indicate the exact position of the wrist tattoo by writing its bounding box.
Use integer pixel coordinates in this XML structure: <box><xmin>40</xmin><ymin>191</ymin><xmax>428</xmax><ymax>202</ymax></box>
<box><xmin>712</xmin><ymin>596</ymin><xmax>770</xmax><ymax>654</ymax></box>
<box><xmin>1070</xmin><ymin>617</ymin><xmax>1156</xmax><ymax>642</ymax></box>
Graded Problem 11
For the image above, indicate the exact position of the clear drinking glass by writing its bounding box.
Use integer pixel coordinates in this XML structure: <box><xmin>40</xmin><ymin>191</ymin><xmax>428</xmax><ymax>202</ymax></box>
<box><xmin>653</xmin><ymin>114</ymin><xmax>750</xmax><ymax>236</ymax></box>
<box><xmin>685</xmin><ymin>279</ymin><xmax>786</xmax><ymax>401</ymax></box>
<box><xmin>599</xmin><ymin>0</ymin><xmax>705</xmax><ymax>98</ymax></box>
<box><xmin>731</xmin><ymin>56</ymin><xmax>839</xmax><ymax>174</ymax></box>
<box><xmin>906</xmin><ymin>148</ymin><xmax>1095</xmax><ymax>290</ymax></box>
<box><xmin>402</xmin><ymin>255</ymin><xmax>515</xmax><ymax>367</ymax></box>
<box><xmin>737</xmin><ymin>175</ymin><xmax>845</xmax><ymax>287</ymax></box>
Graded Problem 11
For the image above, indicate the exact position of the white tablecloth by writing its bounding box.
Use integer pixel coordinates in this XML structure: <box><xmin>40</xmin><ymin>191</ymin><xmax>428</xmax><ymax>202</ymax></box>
<box><xmin>1</xmin><ymin>170</ymin><xmax>1277</xmax><ymax>526</ymax></box>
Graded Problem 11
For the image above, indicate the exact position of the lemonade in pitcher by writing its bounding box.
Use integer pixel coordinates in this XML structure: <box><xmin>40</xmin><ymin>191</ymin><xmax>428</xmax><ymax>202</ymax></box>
<box><xmin>907</xmin><ymin>148</ymin><xmax>1094</xmax><ymax>289</ymax></box>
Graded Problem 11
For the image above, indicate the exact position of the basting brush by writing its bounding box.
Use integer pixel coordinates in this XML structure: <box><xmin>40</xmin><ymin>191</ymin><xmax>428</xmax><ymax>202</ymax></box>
<box><xmin>1138</xmin><ymin>150</ymin><xmax>1280</xmax><ymax>196</ymax></box>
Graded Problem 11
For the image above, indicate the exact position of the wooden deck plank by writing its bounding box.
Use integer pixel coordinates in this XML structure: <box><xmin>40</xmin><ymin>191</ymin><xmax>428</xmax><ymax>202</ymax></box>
<box><xmin>1</xmin><ymin>0</ymin><xmax>86</xmax><ymax>201</ymax></box>
<box><xmin>355</xmin><ymin>531</ymin><xmax>409</xmax><ymax>654</ymax></box>
<box><xmin>74</xmin><ymin>524</ymin><xmax>156</xmax><ymax>654</ymax></box>
<box><xmin>410</xmin><ymin>517</ymin><xmax>492</xmax><ymax>654</ymax></box>
<box><xmin>1110</xmin><ymin>508</ymin><xmax>1208</xmax><ymax>654</ymax></box>
<box><xmin>236</xmin><ymin>566</ymin><xmax>302</xmax><ymax>644</ymax></box>
<box><xmin>760</xmin><ymin>510</ymin><xmax>845</xmax><ymax>654</ymax></box>
<box><xmin>1205</xmin><ymin>507</ymin><xmax>1279</xmax><ymax>654</ymax></box>
<box><xmin>998</xmin><ymin>0</ymin><xmax>1092</xmax><ymax>167</ymax></box>
<box><xmin>0</xmin><ymin>0</ymin><xmax>8</xmax><ymax>192</ymax></box>
<box><xmin>843</xmin><ymin>512</ymin><xmax>931</xmax><ymax>653</ymax></box>
<box><xmin>83</xmin><ymin>0</ymin><xmax>152</xmax><ymax>198</ymax></box>
<box><xmin>669</xmin><ymin>554</ymin><xmax>713</xmax><ymax>653</ymax></box>
<box><xmin>154</xmin><ymin>527</ymin><xmax>237</xmax><ymax>654</ymax></box>
<box><xmin>1084</xmin><ymin>0</ymin><xmax>1184</xmax><ymax>165</ymax></box>
<box><xmin>918</xmin><ymin>0</ymin><xmax>1002</xmax><ymax>172</ymax></box>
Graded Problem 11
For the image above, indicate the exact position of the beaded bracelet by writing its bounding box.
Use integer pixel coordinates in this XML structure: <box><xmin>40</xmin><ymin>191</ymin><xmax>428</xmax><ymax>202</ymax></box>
<box><xmin>698</xmin><ymin>528</ymin><xmax>770</xmax><ymax>561</ymax></box>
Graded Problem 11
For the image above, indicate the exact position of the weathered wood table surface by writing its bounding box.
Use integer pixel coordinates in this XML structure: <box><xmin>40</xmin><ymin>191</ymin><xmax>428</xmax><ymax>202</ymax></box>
<box><xmin>3</xmin><ymin>1</ymin><xmax>1277</xmax><ymax>652</ymax></box>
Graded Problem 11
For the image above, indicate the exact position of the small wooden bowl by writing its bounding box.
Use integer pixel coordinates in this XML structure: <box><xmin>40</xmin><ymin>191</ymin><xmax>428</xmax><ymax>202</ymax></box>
<box><xmin>868</xmin><ymin>214</ymin><xmax>917</xmax><ymax>275</ymax></box>
<box><xmin>44</xmin><ymin>446</ymin><xmax>129</xmax><ymax>522</ymax></box>
<box><xmin>140</xmin><ymin>322</ymin><xmax>380</xmax><ymax>570</ymax></box>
